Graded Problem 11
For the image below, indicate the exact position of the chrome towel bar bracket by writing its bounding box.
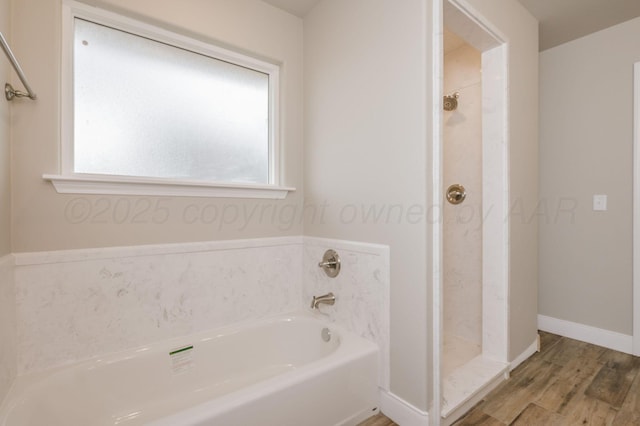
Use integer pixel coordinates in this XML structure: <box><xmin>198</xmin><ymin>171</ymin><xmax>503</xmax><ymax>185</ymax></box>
<box><xmin>1</xmin><ymin>32</ymin><xmax>36</xmax><ymax>101</ymax></box>
<box><xmin>5</xmin><ymin>83</ymin><xmax>34</xmax><ymax>101</ymax></box>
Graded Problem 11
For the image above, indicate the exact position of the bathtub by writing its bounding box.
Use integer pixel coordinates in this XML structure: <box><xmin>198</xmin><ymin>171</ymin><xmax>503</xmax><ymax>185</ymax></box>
<box><xmin>0</xmin><ymin>312</ymin><xmax>379</xmax><ymax>426</ymax></box>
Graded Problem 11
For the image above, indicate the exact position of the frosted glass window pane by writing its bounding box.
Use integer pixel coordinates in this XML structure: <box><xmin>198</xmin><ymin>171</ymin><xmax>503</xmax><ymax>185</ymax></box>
<box><xmin>73</xmin><ymin>19</ymin><xmax>270</xmax><ymax>184</ymax></box>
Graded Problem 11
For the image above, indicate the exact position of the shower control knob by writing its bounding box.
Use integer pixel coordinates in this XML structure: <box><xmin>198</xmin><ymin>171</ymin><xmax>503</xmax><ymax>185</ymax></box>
<box><xmin>318</xmin><ymin>249</ymin><xmax>341</xmax><ymax>278</ymax></box>
<box><xmin>446</xmin><ymin>184</ymin><xmax>466</xmax><ymax>205</ymax></box>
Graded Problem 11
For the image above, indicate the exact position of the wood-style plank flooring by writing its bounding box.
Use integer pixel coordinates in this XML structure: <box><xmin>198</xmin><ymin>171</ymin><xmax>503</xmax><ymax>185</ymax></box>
<box><xmin>358</xmin><ymin>331</ymin><xmax>640</xmax><ymax>425</ymax></box>
<box><xmin>357</xmin><ymin>413</ymin><xmax>398</xmax><ymax>426</ymax></box>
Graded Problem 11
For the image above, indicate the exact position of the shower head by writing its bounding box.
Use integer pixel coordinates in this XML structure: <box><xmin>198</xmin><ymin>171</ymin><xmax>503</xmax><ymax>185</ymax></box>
<box><xmin>443</xmin><ymin>92</ymin><xmax>459</xmax><ymax>111</ymax></box>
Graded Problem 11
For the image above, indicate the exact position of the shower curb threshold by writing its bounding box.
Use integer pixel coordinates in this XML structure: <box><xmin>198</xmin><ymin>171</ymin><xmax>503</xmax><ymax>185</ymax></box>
<box><xmin>441</xmin><ymin>356</ymin><xmax>508</xmax><ymax>423</ymax></box>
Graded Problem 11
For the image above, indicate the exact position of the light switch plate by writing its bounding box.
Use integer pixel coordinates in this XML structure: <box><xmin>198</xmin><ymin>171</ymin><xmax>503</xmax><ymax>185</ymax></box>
<box><xmin>593</xmin><ymin>194</ymin><xmax>607</xmax><ymax>211</ymax></box>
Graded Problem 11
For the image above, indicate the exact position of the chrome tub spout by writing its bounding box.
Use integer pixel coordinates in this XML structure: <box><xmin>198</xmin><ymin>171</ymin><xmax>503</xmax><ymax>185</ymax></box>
<box><xmin>311</xmin><ymin>292</ymin><xmax>336</xmax><ymax>309</ymax></box>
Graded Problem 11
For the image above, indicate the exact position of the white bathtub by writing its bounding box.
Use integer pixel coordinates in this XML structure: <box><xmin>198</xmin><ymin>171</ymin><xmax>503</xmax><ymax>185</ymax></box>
<box><xmin>0</xmin><ymin>312</ymin><xmax>379</xmax><ymax>426</ymax></box>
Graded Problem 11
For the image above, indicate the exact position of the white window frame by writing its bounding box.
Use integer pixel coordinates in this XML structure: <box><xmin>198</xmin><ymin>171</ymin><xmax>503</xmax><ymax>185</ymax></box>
<box><xmin>45</xmin><ymin>0</ymin><xmax>294</xmax><ymax>199</ymax></box>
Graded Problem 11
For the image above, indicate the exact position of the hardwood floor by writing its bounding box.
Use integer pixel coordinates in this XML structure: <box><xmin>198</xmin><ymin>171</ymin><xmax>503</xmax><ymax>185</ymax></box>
<box><xmin>455</xmin><ymin>332</ymin><xmax>640</xmax><ymax>425</ymax></box>
<box><xmin>358</xmin><ymin>413</ymin><xmax>398</xmax><ymax>426</ymax></box>
<box><xmin>358</xmin><ymin>332</ymin><xmax>640</xmax><ymax>425</ymax></box>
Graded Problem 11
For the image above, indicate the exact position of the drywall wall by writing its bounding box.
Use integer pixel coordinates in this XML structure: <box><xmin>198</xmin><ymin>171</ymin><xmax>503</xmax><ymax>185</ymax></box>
<box><xmin>464</xmin><ymin>0</ymin><xmax>539</xmax><ymax>361</ymax></box>
<box><xmin>10</xmin><ymin>0</ymin><xmax>303</xmax><ymax>252</ymax></box>
<box><xmin>0</xmin><ymin>0</ymin><xmax>10</xmax><ymax>256</ymax></box>
<box><xmin>304</xmin><ymin>0</ymin><xmax>538</xmax><ymax>410</ymax></box>
<box><xmin>0</xmin><ymin>0</ymin><xmax>16</xmax><ymax>405</ymax></box>
<box><xmin>539</xmin><ymin>16</ymin><xmax>640</xmax><ymax>335</ymax></box>
<box><xmin>0</xmin><ymin>256</ymin><xmax>16</xmax><ymax>404</ymax></box>
<box><xmin>304</xmin><ymin>0</ymin><xmax>431</xmax><ymax>410</ymax></box>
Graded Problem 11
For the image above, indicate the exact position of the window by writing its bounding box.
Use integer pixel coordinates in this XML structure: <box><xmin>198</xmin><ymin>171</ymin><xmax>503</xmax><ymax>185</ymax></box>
<box><xmin>46</xmin><ymin>1</ymin><xmax>293</xmax><ymax>199</ymax></box>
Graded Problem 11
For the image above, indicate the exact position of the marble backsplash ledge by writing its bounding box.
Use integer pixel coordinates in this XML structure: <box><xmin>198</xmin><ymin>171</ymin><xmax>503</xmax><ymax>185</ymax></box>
<box><xmin>12</xmin><ymin>237</ymin><xmax>305</xmax><ymax>266</ymax></box>
<box><xmin>14</xmin><ymin>238</ymin><xmax>303</xmax><ymax>375</ymax></box>
<box><xmin>0</xmin><ymin>255</ymin><xmax>16</xmax><ymax>405</ymax></box>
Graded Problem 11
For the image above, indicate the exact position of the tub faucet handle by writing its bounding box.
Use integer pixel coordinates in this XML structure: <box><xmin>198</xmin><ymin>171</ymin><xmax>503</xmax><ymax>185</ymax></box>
<box><xmin>311</xmin><ymin>292</ymin><xmax>336</xmax><ymax>309</ymax></box>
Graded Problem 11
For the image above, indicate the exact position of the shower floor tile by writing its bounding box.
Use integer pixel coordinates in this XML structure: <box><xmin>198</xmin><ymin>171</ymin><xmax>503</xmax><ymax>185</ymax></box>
<box><xmin>443</xmin><ymin>334</ymin><xmax>482</xmax><ymax>378</ymax></box>
<box><xmin>442</xmin><ymin>355</ymin><xmax>509</xmax><ymax>419</ymax></box>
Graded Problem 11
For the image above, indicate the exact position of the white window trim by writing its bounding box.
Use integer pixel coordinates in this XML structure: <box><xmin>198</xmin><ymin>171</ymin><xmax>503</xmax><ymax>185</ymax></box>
<box><xmin>47</xmin><ymin>0</ymin><xmax>294</xmax><ymax>199</ymax></box>
<box><xmin>43</xmin><ymin>174</ymin><xmax>294</xmax><ymax>199</ymax></box>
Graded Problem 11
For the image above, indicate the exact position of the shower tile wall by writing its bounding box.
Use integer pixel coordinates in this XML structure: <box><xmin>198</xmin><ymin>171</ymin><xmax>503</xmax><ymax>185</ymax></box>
<box><xmin>443</xmin><ymin>31</ymin><xmax>483</xmax><ymax>374</ymax></box>
<box><xmin>0</xmin><ymin>255</ymin><xmax>16</xmax><ymax>403</ymax></box>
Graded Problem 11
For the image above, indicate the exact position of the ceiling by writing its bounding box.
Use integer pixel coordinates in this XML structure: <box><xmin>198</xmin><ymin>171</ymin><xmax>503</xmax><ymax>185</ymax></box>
<box><xmin>443</xmin><ymin>28</ymin><xmax>467</xmax><ymax>54</ymax></box>
<box><xmin>261</xmin><ymin>0</ymin><xmax>320</xmax><ymax>17</ymax></box>
<box><xmin>516</xmin><ymin>0</ymin><xmax>640</xmax><ymax>50</ymax></box>
<box><xmin>261</xmin><ymin>0</ymin><xmax>640</xmax><ymax>51</ymax></box>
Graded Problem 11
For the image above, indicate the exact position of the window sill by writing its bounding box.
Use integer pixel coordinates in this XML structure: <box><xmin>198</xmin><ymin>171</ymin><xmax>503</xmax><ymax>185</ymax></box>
<box><xmin>43</xmin><ymin>174</ymin><xmax>295</xmax><ymax>199</ymax></box>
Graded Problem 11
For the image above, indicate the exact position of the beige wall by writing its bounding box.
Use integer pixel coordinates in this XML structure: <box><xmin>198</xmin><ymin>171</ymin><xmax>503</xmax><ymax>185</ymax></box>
<box><xmin>0</xmin><ymin>0</ymin><xmax>15</xmax><ymax>406</ymax></box>
<box><xmin>0</xmin><ymin>258</ymin><xmax>15</xmax><ymax>405</ymax></box>
<box><xmin>539</xmin><ymin>16</ymin><xmax>640</xmax><ymax>335</ymax></box>
<box><xmin>10</xmin><ymin>0</ymin><xmax>303</xmax><ymax>253</ymax></box>
<box><xmin>0</xmin><ymin>0</ymin><xmax>10</xmax><ymax>256</ymax></box>
<box><xmin>465</xmin><ymin>0</ymin><xmax>539</xmax><ymax>360</ymax></box>
<box><xmin>304</xmin><ymin>0</ymin><xmax>538</xmax><ymax>409</ymax></box>
<box><xmin>304</xmin><ymin>0</ymin><xmax>431</xmax><ymax>410</ymax></box>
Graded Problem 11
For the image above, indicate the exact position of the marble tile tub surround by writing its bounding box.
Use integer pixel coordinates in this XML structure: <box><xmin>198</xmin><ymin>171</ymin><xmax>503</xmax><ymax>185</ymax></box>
<box><xmin>302</xmin><ymin>237</ymin><xmax>390</xmax><ymax>390</ymax></box>
<box><xmin>0</xmin><ymin>255</ymin><xmax>16</xmax><ymax>404</ymax></box>
<box><xmin>12</xmin><ymin>236</ymin><xmax>390</xmax><ymax>384</ymax></box>
<box><xmin>14</xmin><ymin>238</ymin><xmax>303</xmax><ymax>374</ymax></box>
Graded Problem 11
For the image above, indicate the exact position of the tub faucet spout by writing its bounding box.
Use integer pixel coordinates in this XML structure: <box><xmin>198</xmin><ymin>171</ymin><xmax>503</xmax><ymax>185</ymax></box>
<box><xmin>311</xmin><ymin>292</ymin><xmax>336</xmax><ymax>309</ymax></box>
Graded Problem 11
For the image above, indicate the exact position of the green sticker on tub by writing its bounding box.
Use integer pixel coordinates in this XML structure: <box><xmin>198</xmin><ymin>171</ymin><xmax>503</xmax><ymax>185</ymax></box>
<box><xmin>169</xmin><ymin>345</ymin><xmax>193</xmax><ymax>356</ymax></box>
<box><xmin>170</xmin><ymin>345</ymin><xmax>194</xmax><ymax>373</ymax></box>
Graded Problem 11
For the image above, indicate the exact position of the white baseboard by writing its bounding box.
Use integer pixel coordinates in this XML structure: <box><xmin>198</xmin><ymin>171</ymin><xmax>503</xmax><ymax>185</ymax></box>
<box><xmin>510</xmin><ymin>338</ymin><xmax>538</xmax><ymax>371</ymax></box>
<box><xmin>379</xmin><ymin>390</ymin><xmax>429</xmax><ymax>426</ymax></box>
<box><xmin>538</xmin><ymin>315</ymin><xmax>633</xmax><ymax>354</ymax></box>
